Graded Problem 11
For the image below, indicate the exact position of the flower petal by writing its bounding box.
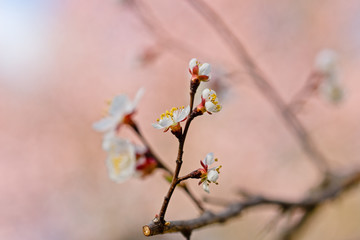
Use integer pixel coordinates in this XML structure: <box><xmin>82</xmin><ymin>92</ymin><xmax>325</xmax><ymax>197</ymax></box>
<box><xmin>203</xmin><ymin>153</ymin><xmax>214</xmax><ymax>166</ymax></box>
<box><xmin>173</xmin><ymin>106</ymin><xmax>190</xmax><ymax>123</ymax></box>
<box><xmin>202</xmin><ymin>88</ymin><xmax>211</xmax><ymax>99</ymax></box>
<box><xmin>207</xmin><ymin>170</ymin><xmax>219</xmax><ymax>182</ymax></box>
<box><xmin>109</xmin><ymin>95</ymin><xmax>128</xmax><ymax>116</ymax></box>
<box><xmin>158</xmin><ymin>117</ymin><xmax>173</xmax><ymax>128</ymax></box>
<box><xmin>202</xmin><ymin>182</ymin><xmax>210</xmax><ymax>193</ymax></box>
<box><xmin>131</xmin><ymin>87</ymin><xmax>145</xmax><ymax>110</ymax></box>
<box><xmin>152</xmin><ymin>117</ymin><xmax>173</xmax><ymax>130</ymax></box>
<box><xmin>152</xmin><ymin>123</ymin><xmax>164</xmax><ymax>129</ymax></box>
<box><xmin>205</xmin><ymin>101</ymin><xmax>221</xmax><ymax>113</ymax></box>
<box><xmin>189</xmin><ymin>58</ymin><xmax>198</xmax><ymax>72</ymax></box>
<box><xmin>102</xmin><ymin>131</ymin><xmax>116</xmax><ymax>151</ymax></box>
<box><xmin>105</xmin><ymin>138</ymin><xmax>136</xmax><ymax>183</ymax></box>
<box><xmin>93</xmin><ymin>117</ymin><xmax>117</xmax><ymax>132</ymax></box>
<box><xmin>199</xmin><ymin>63</ymin><xmax>211</xmax><ymax>77</ymax></box>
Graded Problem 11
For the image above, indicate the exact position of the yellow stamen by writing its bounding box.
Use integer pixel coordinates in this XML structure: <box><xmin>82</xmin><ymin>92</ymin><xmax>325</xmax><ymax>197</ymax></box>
<box><xmin>111</xmin><ymin>156</ymin><xmax>123</xmax><ymax>175</ymax></box>
<box><xmin>157</xmin><ymin>106</ymin><xmax>185</xmax><ymax>122</ymax></box>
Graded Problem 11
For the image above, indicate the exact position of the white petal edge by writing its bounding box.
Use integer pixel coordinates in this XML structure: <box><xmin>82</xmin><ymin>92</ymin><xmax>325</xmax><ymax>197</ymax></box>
<box><xmin>109</xmin><ymin>95</ymin><xmax>128</xmax><ymax>116</ymax></box>
<box><xmin>203</xmin><ymin>153</ymin><xmax>214</xmax><ymax>166</ymax></box>
<box><xmin>102</xmin><ymin>131</ymin><xmax>116</xmax><ymax>151</ymax></box>
<box><xmin>207</xmin><ymin>170</ymin><xmax>219</xmax><ymax>182</ymax></box>
<box><xmin>199</xmin><ymin>63</ymin><xmax>211</xmax><ymax>76</ymax></box>
<box><xmin>93</xmin><ymin>117</ymin><xmax>117</xmax><ymax>132</ymax></box>
<box><xmin>158</xmin><ymin>117</ymin><xmax>173</xmax><ymax>128</ymax></box>
<box><xmin>202</xmin><ymin>182</ymin><xmax>210</xmax><ymax>193</ymax></box>
<box><xmin>152</xmin><ymin>117</ymin><xmax>173</xmax><ymax>129</ymax></box>
<box><xmin>173</xmin><ymin>106</ymin><xmax>190</xmax><ymax>123</ymax></box>
<box><xmin>152</xmin><ymin>123</ymin><xmax>164</xmax><ymax>129</ymax></box>
<box><xmin>202</xmin><ymin>88</ymin><xmax>211</xmax><ymax>99</ymax></box>
<box><xmin>189</xmin><ymin>58</ymin><xmax>197</xmax><ymax>72</ymax></box>
<box><xmin>132</xmin><ymin>87</ymin><xmax>145</xmax><ymax>109</ymax></box>
<box><xmin>205</xmin><ymin>101</ymin><xmax>221</xmax><ymax>113</ymax></box>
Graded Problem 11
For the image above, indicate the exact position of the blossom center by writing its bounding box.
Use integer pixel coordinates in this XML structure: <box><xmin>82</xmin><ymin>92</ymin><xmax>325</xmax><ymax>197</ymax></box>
<box><xmin>111</xmin><ymin>154</ymin><xmax>131</xmax><ymax>175</ymax></box>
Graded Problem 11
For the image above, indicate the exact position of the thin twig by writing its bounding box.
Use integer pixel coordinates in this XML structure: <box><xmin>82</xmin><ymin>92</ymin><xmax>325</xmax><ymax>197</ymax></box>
<box><xmin>158</xmin><ymin>87</ymin><xmax>198</xmax><ymax>224</ymax></box>
<box><xmin>130</xmin><ymin>122</ymin><xmax>205</xmax><ymax>212</ymax></box>
<box><xmin>288</xmin><ymin>72</ymin><xmax>323</xmax><ymax>113</ymax></box>
<box><xmin>185</xmin><ymin>0</ymin><xmax>330</xmax><ymax>174</ymax></box>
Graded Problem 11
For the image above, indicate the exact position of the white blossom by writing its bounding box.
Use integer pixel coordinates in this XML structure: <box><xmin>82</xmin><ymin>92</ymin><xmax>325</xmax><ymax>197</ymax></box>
<box><xmin>189</xmin><ymin>58</ymin><xmax>211</xmax><ymax>82</ymax></box>
<box><xmin>200</xmin><ymin>153</ymin><xmax>221</xmax><ymax>193</ymax></box>
<box><xmin>201</xmin><ymin>89</ymin><xmax>222</xmax><ymax>113</ymax></box>
<box><xmin>105</xmin><ymin>136</ymin><xmax>136</xmax><ymax>183</ymax></box>
<box><xmin>152</xmin><ymin>106</ymin><xmax>190</xmax><ymax>132</ymax></box>
<box><xmin>93</xmin><ymin>88</ymin><xmax>144</xmax><ymax>132</ymax></box>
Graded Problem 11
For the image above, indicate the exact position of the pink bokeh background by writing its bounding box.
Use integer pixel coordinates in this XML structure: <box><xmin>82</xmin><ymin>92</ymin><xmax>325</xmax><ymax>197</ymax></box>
<box><xmin>1</xmin><ymin>0</ymin><xmax>360</xmax><ymax>239</ymax></box>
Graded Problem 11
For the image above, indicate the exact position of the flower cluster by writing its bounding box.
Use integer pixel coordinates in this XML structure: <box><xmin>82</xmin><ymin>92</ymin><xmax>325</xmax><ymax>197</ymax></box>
<box><xmin>150</xmin><ymin>58</ymin><xmax>223</xmax><ymax>194</ymax></box>
<box><xmin>94</xmin><ymin>88</ymin><xmax>158</xmax><ymax>183</ymax></box>
<box><xmin>95</xmin><ymin>58</ymin><xmax>223</xmax><ymax>195</ymax></box>
<box><xmin>153</xmin><ymin>59</ymin><xmax>222</xmax><ymax>134</ymax></box>
<box><xmin>199</xmin><ymin>153</ymin><xmax>222</xmax><ymax>193</ymax></box>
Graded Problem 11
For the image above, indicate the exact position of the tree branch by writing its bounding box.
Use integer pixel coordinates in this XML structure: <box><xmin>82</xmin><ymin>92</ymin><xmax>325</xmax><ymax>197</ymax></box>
<box><xmin>130</xmin><ymin>122</ymin><xmax>205</xmax><ymax>213</ymax></box>
<box><xmin>143</xmin><ymin>170</ymin><xmax>360</xmax><ymax>237</ymax></box>
<box><xmin>158</xmin><ymin>85</ymin><xmax>199</xmax><ymax>224</ymax></box>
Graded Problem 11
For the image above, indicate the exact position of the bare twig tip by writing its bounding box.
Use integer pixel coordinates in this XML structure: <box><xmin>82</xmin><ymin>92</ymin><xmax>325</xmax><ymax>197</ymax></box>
<box><xmin>143</xmin><ymin>225</ymin><xmax>151</xmax><ymax>236</ymax></box>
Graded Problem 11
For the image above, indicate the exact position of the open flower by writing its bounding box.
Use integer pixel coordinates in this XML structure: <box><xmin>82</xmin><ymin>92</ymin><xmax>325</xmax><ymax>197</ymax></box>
<box><xmin>152</xmin><ymin>106</ymin><xmax>190</xmax><ymax>132</ymax></box>
<box><xmin>103</xmin><ymin>135</ymin><xmax>158</xmax><ymax>182</ymax></box>
<box><xmin>199</xmin><ymin>153</ymin><xmax>221</xmax><ymax>193</ymax></box>
<box><xmin>315</xmin><ymin>50</ymin><xmax>345</xmax><ymax>104</ymax></box>
<box><xmin>197</xmin><ymin>88</ymin><xmax>222</xmax><ymax>114</ymax></box>
<box><xmin>189</xmin><ymin>58</ymin><xmax>211</xmax><ymax>82</ymax></box>
<box><xmin>93</xmin><ymin>88</ymin><xmax>145</xmax><ymax>132</ymax></box>
<box><xmin>105</xmin><ymin>136</ymin><xmax>137</xmax><ymax>183</ymax></box>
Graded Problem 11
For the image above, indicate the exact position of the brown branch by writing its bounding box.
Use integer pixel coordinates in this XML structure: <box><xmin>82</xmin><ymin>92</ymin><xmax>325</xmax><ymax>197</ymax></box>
<box><xmin>185</xmin><ymin>0</ymin><xmax>330</xmax><ymax>174</ymax></box>
<box><xmin>177</xmin><ymin>170</ymin><xmax>202</xmax><ymax>184</ymax></box>
<box><xmin>288</xmin><ymin>72</ymin><xmax>323</xmax><ymax>113</ymax></box>
<box><xmin>143</xmin><ymin>170</ymin><xmax>360</xmax><ymax>237</ymax></box>
<box><xmin>130</xmin><ymin>122</ymin><xmax>205</xmax><ymax>212</ymax></box>
<box><xmin>158</xmin><ymin>85</ymin><xmax>199</xmax><ymax>224</ymax></box>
